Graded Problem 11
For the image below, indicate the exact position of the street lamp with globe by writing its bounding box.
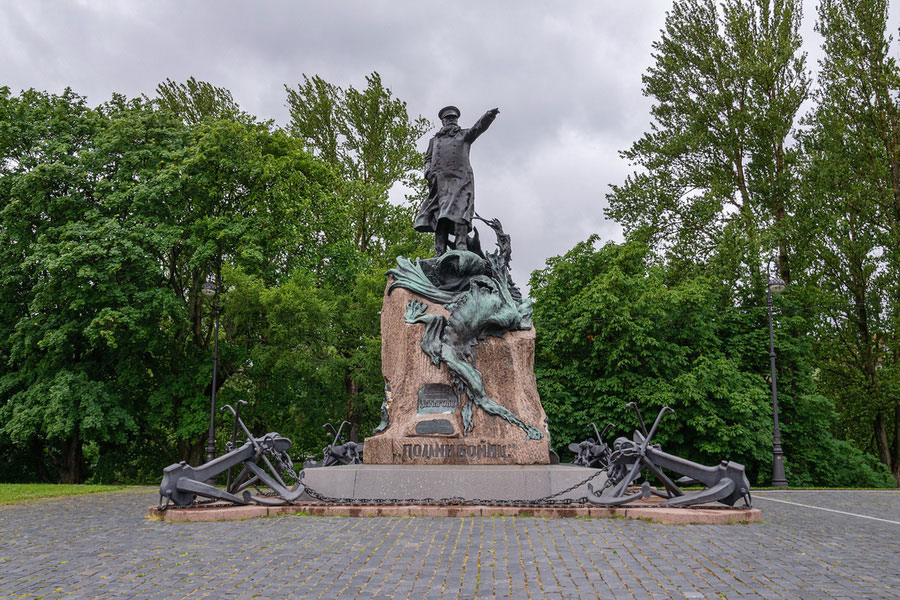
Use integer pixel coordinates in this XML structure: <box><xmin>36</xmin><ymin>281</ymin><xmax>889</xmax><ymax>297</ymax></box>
<box><xmin>766</xmin><ymin>260</ymin><xmax>788</xmax><ymax>487</ymax></box>
<box><xmin>201</xmin><ymin>277</ymin><xmax>221</xmax><ymax>464</ymax></box>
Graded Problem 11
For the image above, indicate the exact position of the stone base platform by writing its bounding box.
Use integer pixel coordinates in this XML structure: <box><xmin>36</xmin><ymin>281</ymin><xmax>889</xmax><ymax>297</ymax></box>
<box><xmin>148</xmin><ymin>502</ymin><xmax>761</xmax><ymax>525</ymax></box>
<box><xmin>147</xmin><ymin>464</ymin><xmax>761</xmax><ymax>524</ymax></box>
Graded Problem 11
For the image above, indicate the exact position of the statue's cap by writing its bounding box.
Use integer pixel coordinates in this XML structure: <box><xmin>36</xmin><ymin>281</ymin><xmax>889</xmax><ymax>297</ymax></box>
<box><xmin>438</xmin><ymin>105</ymin><xmax>460</xmax><ymax>120</ymax></box>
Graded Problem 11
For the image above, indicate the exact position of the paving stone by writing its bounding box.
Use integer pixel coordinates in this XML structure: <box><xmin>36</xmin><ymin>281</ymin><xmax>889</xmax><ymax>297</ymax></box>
<box><xmin>0</xmin><ymin>489</ymin><xmax>897</xmax><ymax>598</ymax></box>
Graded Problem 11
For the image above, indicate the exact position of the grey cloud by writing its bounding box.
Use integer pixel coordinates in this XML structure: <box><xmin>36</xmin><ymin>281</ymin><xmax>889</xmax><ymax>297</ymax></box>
<box><xmin>11</xmin><ymin>1</ymin><xmax>851</xmax><ymax>293</ymax></box>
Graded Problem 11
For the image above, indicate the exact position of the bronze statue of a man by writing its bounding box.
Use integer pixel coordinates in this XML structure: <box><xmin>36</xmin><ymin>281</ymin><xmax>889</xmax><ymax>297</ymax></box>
<box><xmin>414</xmin><ymin>105</ymin><xmax>499</xmax><ymax>256</ymax></box>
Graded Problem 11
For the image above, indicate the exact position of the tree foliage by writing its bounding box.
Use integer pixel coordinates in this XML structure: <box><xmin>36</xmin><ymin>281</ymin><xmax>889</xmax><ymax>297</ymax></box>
<box><xmin>151</xmin><ymin>77</ymin><xmax>244</xmax><ymax>124</ymax></box>
<box><xmin>286</xmin><ymin>72</ymin><xmax>431</xmax><ymax>257</ymax></box>
<box><xmin>607</xmin><ymin>0</ymin><xmax>808</xmax><ymax>286</ymax></box>
<box><xmin>796</xmin><ymin>0</ymin><xmax>900</xmax><ymax>484</ymax></box>
<box><xmin>0</xmin><ymin>73</ymin><xmax>435</xmax><ymax>482</ymax></box>
<box><xmin>597</xmin><ymin>0</ymin><xmax>898</xmax><ymax>486</ymax></box>
<box><xmin>530</xmin><ymin>238</ymin><xmax>894</xmax><ymax>486</ymax></box>
<box><xmin>0</xmin><ymin>80</ymin><xmax>332</xmax><ymax>481</ymax></box>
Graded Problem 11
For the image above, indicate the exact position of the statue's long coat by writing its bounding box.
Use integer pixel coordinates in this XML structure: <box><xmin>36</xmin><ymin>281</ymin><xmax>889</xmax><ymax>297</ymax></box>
<box><xmin>414</xmin><ymin>110</ymin><xmax>497</xmax><ymax>233</ymax></box>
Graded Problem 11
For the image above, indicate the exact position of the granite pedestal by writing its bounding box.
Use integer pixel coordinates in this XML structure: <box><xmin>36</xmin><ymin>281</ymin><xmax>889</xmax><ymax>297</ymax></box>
<box><xmin>301</xmin><ymin>464</ymin><xmax>605</xmax><ymax>502</ymax></box>
<box><xmin>366</xmin><ymin>285</ymin><xmax>551</xmax><ymax>465</ymax></box>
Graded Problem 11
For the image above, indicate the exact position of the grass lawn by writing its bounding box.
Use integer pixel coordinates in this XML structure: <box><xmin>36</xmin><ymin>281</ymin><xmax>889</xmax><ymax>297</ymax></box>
<box><xmin>0</xmin><ymin>483</ymin><xmax>131</xmax><ymax>504</ymax></box>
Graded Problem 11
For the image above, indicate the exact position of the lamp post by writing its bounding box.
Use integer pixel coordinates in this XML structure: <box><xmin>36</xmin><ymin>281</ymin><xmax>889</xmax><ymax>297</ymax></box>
<box><xmin>765</xmin><ymin>260</ymin><xmax>788</xmax><ymax>487</ymax></box>
<box><xmin>201</xmin><ymin>272</ymin><xmax>221</xmax><ymax>464</ymax></box>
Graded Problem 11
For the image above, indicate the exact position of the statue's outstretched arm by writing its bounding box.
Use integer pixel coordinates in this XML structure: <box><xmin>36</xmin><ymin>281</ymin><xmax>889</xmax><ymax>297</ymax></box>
<box><xmin>465</xmin><ymin>107</ymin><xmax>499</xmax><ymax>143</ymax></box>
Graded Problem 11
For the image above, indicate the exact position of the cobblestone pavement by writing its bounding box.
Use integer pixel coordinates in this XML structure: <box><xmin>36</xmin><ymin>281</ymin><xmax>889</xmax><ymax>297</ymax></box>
<box><xmin>0</xmin><ymin>488</ymin><xmax>897</xmax><ymax>599</ymax></box>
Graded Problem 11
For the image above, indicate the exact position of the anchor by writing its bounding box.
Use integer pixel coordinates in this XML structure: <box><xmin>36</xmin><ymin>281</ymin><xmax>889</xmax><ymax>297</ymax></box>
<box><xmin>304</xmin><ymin>421</ymin><xmax>364</xmax><ymax>468</ymax></box>
<box><xmin>158</xmin><ymin>404</ymin><xmax>305</xmax><ymax>509</ymax></box>
<box><xmin>568</xmin><ymin>422</ymin><xmax>614</xmax><ymax>468</ymax></box>
<box><xmin>581</xmin><ymin>403</ymin><xmax>752</xmax><ymax>508</ymax></box>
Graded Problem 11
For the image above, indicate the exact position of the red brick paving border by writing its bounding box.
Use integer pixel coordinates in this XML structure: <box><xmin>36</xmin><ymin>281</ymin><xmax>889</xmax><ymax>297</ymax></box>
<box><xmin>148</xmin><ymin>503</ymin><xmax>761</xmax><ymax>524</ymax></box>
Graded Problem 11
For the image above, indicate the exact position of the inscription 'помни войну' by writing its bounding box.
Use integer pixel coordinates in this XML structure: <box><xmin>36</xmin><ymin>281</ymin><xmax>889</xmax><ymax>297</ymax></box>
<box><xmin>401</xmin><ymin>442</ymin><xmax>514</xmax><ymax>462</ymax></box>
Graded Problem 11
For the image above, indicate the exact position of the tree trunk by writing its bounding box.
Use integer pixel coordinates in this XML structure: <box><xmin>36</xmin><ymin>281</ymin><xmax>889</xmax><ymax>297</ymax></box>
<box><xmin>894</xmin><ymin>402</ymin><xmax>900</xmax><ymax>486</ymax></box>
<box><xmin>177</xmin><ymin>436</ymin><xmax>204</xmax><ymax>466</ymax></box>
<box><xmin>58</xmin><ymin>433</ymin><xmax>84</xmax><ymax>484</ymax></box>
<box><xmin>30</xmin><ymin>437</ymin><xmax>52</xmax><ymax>483</ymax></box>
<box><xmin>345</xmin><ymin>376</ymin><xmax>361</xmax><ymax>442</ymax></box>
<box><xmin>773</xmin><ymin>140</ymin><xmax>792</xmax><ymax>285</ymax></box>
<box><xmin>874</xmin><ymin>412</ymin><xmax>899</xmax><ymax>486</ymax></box>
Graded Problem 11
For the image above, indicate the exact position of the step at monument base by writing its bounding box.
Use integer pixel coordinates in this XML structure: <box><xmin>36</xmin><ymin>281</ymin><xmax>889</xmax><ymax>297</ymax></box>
<box><xmin>300</xmin><ymin>464</ymin><xmax>605</xmax><ymax>502</ymax></box>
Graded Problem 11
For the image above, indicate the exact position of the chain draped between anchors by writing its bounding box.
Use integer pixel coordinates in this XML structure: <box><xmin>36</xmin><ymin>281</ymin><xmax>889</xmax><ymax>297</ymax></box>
<box><xmin>165</xmin><ymin>468</ymin><xmax>621</xmax><ymax>511</ymax></box>
<box><xmin>301</xmin><ymin>466</ymin><xmax>611</xmax><ymax>507</ymax></box>
<box><xmin>158</xmin><ymin>404</ymin><xmax>753</xmax><ymax>512</ymax></box>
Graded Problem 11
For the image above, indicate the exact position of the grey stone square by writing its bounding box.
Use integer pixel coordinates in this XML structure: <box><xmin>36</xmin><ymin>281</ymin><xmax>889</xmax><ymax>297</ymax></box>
<box><xmin>0</xmin><ymin>489</ymin><xmax>898</xmax><ymax>599</ymax></box>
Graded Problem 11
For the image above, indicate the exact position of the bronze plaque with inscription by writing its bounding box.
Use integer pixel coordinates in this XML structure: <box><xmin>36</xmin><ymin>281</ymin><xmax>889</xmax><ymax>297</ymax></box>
<box><xmin>417</xmin><ymin>383</ymin><xmax>458</xmax><ymax>414</ymax></box>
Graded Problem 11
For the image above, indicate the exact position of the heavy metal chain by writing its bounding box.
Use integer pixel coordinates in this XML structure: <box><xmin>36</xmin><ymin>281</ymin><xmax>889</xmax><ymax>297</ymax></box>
<box><xmin>541</xmin><ymin>467</ymin><xmax>611</xmax><ymax>501</ymax></box>
<box><xmin>295</xmin><ymin>466</ymin><xmax>615</xmax><ymax>508</ymax></box>
<box><xmin>166</xmin><ymin>443</ymin><xmax>636</xmax><ymax>510</ymax></box>
<box><xmin>170</xmin><ymin>460</ymin><xmax>622</xmax><ymax>510</ymax></box>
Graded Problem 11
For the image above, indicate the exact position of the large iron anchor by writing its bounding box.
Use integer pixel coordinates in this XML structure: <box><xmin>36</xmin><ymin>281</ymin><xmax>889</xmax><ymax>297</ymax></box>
<box><xmin>303</xmin><ymin>421</ymin><xmax>364</xmax><ymax>468</ymax></box>
<box><xmin>158</xmin><ymin>404</ymin><xmax>305</xmax><ymax>508</ymax></box>
<box><xmin>569</xmin><ymin>422</ymin><xmax>614</xmax><ymax>468</ymax></box>
<box><xmin>584</xmin><ymin>403</ymin><xmax>752</xmax><ymax>508</ymax></box>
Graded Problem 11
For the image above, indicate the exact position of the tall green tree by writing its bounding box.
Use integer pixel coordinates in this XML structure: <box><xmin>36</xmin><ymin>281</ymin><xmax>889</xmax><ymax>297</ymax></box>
<box><xmin>599</xmin><ymin>0</ymin><xmax>881</xmax><ymax>486</ymax></box>
<box><xmin>0</xmin><ymin>89</ymin><xmax>163</xmax><ymax>482</ymax></box>
<box><xmin>286</xmin><ymin>72</ymin><xmax>431</xmax><ymax>258</ymax></box>
<box><xmin>0</xmin><ymin>84</ymin><xmax>339</xmax><ymax>481</ymax></box>
<box><xmin>124</xmin><ymin>95</ymin><xmax>337</xmax><ymax>467</ymax></box>
<box><xmin>607</xmin><ymin>0</ymin><xmax>808</xmax><ymax>287</ymax></box>
<box><xmin>285</xmin><ymin>72</ymin><xmax>432</xmax><ymax>440</ymax></box>
<box><xmin>798</xmin><ymin>0</ymin><xmax>900</xmax><ymax>484</ymax></box>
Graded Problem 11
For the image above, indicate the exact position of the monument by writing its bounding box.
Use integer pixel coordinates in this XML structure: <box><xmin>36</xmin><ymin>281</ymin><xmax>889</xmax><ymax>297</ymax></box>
<box><xmin>364</xmin><ymin>106</ymin><xmax>550</xmax><ymax>466</ymax></box>
<box><xmin>157</xmin><ymin>105</ymin><xmax>751</xmax><ymax>512</ymax></box>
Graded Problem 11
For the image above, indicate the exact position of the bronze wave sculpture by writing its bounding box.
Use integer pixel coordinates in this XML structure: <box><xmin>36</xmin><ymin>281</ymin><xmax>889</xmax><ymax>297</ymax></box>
<box><xmin>387</xmin><ymin>216</ymin><xmax>543</xmax><ymax>440</ymax></box>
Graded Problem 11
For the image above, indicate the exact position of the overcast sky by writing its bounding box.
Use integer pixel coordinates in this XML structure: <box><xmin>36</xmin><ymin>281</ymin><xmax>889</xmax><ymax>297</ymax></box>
<box><xmin>1</xmin><ymin>1</ymin><xmax>892</xmax><ymax>289</ymax></box>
